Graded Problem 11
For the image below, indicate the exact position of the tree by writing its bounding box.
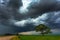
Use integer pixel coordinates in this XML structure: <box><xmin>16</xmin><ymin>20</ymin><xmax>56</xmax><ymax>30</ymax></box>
<box><xmin>35</xmin><ymin>24</ymin><xmax>51</xmax><ymax>36</ymax></box>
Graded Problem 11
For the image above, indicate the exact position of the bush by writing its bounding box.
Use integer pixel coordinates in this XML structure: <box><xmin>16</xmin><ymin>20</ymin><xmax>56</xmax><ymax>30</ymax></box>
<box><xmin>4</xmin><ymin>33</ymin><xmax>13</xmax><ymax>36</ymax></box>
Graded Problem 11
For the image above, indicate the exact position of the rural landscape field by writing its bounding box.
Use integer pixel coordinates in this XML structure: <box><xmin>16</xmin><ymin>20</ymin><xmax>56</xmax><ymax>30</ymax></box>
<box><xmin>0</xmin><ymin>34</ymin><xmax>60</xmax><ymax>40</ymax></box>
<box><xmin>19</xmin><ymin>35</ymin><xmax>60</xmax><ymax>40</ymax></box>
<box><xmin>9</xmin><ymin>35</ymin><xmax>60</xmax><ymax>40</ymax></box>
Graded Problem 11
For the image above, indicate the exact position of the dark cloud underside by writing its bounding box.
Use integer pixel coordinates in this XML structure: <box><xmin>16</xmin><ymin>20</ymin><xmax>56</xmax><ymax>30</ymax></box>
<box><xmin>0</xmin><ymin>0</ymin><xmax>60</xmax><ymax>34</ymax></box>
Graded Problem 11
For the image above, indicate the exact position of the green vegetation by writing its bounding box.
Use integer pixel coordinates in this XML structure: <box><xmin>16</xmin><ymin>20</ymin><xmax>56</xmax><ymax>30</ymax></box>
<box><xmin>11</xmin><ymin>36</ymin><xmax>20</xmax><ymax>40</ymax></box>
<box><xmin>35</xmin><ymin>24</ymin><xmax>51</xmax><ymax>35</ymax></box>
<box><xmin>11</xmin><ymin>35</ymin><xmax>60</xmax><ymax>40</ymax></box>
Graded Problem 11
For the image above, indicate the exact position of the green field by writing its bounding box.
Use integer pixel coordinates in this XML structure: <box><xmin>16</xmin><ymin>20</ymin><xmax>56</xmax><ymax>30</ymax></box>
<box><xmin>11</xmin><ymin>35</ymin><xmax>60</xmax><ymax>40</ymax></box>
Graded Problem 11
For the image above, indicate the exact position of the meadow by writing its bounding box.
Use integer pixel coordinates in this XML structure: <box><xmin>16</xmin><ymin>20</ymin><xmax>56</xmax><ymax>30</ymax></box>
<box><xmin>11</xmin><ymin>35</ymin><xmax>60</xmax><ymax>40</ymax></box>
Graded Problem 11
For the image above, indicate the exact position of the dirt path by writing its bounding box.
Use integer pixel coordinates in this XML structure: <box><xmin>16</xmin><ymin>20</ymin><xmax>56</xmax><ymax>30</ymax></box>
<box><xmin>0</xmin><ymin>36</ymin><xmax>16</xmax><ymax>40</ymax></box>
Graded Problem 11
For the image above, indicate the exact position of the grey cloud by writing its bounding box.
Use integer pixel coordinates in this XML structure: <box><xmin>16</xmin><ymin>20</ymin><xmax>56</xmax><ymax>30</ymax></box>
<box><xmin>14</xmin><ymin>11</ymin><xmax>60</xmax><ymax>29</ymax></box>
<box><xmin>44</xmin><ymin>11</ymin><xmax>60</xmax><ymax>28</ymax></box>
<box><xmin>19</xmin><ymin>29</ymin><xmax>60</xmax><ymax>35</ymax></box>
<box><xmin>55</xmin><ymin>18</ymin><xmax>60</xmax><ymax>23</ymax></box>
<box><xmin>19</xmin><ymin>0</ymin><xmax>60</xmax><ymax>18</ymax></box>
<box><xmin>8</xmin><ymin>0</ymin><xmax>22</xmax><ymax>9</ymax></box>
<box><xmin>0</xmin><ymin>0</ymin><xmax>60</xmax><ymax>34</ymax></box>
<box><xmin>14</xmin><ymin>13</ymin><xmax>48</xmax><ymax>27</ymax></box>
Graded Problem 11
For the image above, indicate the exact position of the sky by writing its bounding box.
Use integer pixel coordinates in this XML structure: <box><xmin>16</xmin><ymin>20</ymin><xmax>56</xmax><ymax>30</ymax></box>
<box><xmin>0</xmin><ymin>0</ymin><xmax>60</xmax><ymax>34</ymax></box>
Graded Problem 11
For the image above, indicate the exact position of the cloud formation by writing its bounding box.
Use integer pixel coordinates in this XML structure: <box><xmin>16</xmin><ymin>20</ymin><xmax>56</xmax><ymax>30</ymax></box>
<box><xmin>17</xmin><ymin>0</ymin><xmax>60</xmax><ymax>18</ymax></box>
<box><xmin>0</xmin><ymin>0</ymin><xmax>60</xmax><ymax>34</ymax></box>
<box><xmin>14</xmin><ymin>13</ymin><xmax>47</xmax><ymax>27</ymax></box>
<box><xmin>14</xmin><ymin>11</ymin><xmax>60</xmax><ymax>29</ymax></box>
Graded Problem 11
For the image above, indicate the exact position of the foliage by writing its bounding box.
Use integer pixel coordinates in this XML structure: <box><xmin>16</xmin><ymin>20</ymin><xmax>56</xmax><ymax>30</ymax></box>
<box><xmin>35</xmin><ymin>24</ymin><xmax>51</xmax><ymax>35</ymax></box>
<box><xmin>4</xmin><ymin>33</ymin><xmax>13</xmax><ymax>36</ymax></box>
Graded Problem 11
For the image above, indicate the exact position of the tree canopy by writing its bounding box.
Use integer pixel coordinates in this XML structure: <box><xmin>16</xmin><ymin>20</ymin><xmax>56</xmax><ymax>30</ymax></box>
<box><xmin>35</xmin><ymin>24</ymin><xmax>51</xmax><ymax>35</ymax></box>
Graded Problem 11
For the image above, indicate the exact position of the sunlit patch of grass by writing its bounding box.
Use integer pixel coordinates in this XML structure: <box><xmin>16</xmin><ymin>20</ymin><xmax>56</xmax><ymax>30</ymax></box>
<box><xmin>10</xmin><ymin>36</ymin><xmax>21</xmax><ymax>40</ymax></box>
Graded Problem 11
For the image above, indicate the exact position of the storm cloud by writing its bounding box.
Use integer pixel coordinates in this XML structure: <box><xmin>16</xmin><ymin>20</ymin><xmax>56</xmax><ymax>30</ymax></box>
<box><xmin>0</xmin><ymin>0</ymin><xmax>60</xmax><ymax>34</ymax></box>
<box><xmin>19</xmin><ymin>0</ymin><xmax>60</xmax><ymax>18</ymax></box>
<box><xmin>14</xmin><ymin>11</ymin><xmax>60</xmax><ymax>29</ymax></box>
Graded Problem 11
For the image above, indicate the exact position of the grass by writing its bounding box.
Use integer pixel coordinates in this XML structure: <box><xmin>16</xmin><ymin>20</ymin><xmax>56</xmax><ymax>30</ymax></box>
<box><xmin>11</xmin><ymin>36</ymin><xmax>20</xmax><ymax>40</ymax></box>
<box><xmin>11</xmin><ymin>35</ymin><xmax>60</xmax><ymax>40</ymax></box>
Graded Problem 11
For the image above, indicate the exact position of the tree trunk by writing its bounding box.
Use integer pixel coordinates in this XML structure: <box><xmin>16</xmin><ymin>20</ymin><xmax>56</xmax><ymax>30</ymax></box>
<box><xmin>41</xmin><ymin>31</ymin><xmax>44</xmax><ymax>36</ymax></box>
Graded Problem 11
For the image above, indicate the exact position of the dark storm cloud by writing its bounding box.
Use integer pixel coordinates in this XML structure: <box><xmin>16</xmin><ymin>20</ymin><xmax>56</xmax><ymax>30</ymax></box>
<box><xmin>1</xmin><ymin>0</ymin><xmax>60</xmax><ymax>19</ymax></box>
<box><xmin>0</xmin><ymin>0</ymin><xmax>23</xmax><ymax>34</ymax></box>
<box><xmin>3</xmin><ymin>0</ymin><xmax>59</xmax><ymax>20</ymax></box>
<box><xmin>45</xmin><ymin>11</ymin><xmax>60</xmax><ymax>29</ymax></box>
<box><xmin>0</xmin><ymin>0</ymin><xmax>35</xmax><ymax>34</ymax></box>
<box><xmin>15</xmin><ymin>11</ymin><xmax>60</xmax><ymax>29</ymax></box>
<box><xmin>0</xmin><ymin>0</ymin><xmax>60</xmax><ymax>34</ymax></box>
<box><xmin>19</xmin><ymin>0</ymin><xmax>60</xmax><ymax>18</ymax></box>
<box><xmin>8</xmin><ymin>0</ymin><xmax>22</xmax><ymax>9</ymax></box>
<box><xmin>26</xmin><ymin>0</ymin><xmax>57</xmax><ymax>17</ymax></box>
